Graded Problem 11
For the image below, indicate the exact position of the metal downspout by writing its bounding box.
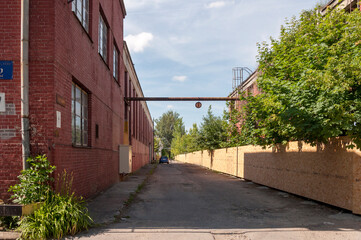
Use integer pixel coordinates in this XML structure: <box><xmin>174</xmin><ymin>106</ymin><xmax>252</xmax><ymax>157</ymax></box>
<box><xmin>21</xmin><ymin>0</ymin><xmax>30</xmax><ymax>169</ymax></box>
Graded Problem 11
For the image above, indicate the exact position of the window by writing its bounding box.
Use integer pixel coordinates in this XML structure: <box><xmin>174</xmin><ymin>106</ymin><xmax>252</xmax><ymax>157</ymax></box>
<box><xmin>72</xmin><ymin>0</ymin><xmax>89</xmax><ymax>32</ymax></box>
<box><xmin>113</xmin><ymin>45</ymin><xmax>119</xmax><ymax>81</ymax></box>
<box><xmin>72</xmin><ymin>83</ymin><xmax>89</xmax><ymax>147</ymax></box>
<box><xmin>98</xmin><ymin>14</ymin><xmax>108</xmax><ymax>61</ymax></box>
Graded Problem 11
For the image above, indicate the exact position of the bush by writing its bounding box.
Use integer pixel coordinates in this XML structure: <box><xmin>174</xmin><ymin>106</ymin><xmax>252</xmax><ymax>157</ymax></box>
<box><xmin>9</xmin><ymin>155</ymin><xmax>56</xmax><ymax>204</ymax></box>
<box><xmin>18</xmin><ymin>192</ymin><xmax>92</xmax><ymax>240</ymax></box>
<box><xmin>8</xmin><ymin>156</ymin><xmax>93</xmax><ymax>239</ymax></box>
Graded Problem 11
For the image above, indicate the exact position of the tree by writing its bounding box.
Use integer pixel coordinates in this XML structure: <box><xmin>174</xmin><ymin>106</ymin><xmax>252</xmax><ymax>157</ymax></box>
<box><xmin>171</xmin><ymin>123</ymin><xmax>202</xmax><ymax>155</ymax></box>
<box><xmin>154</xmin><ymin>137</ymin><xmax>160</xmax><ymax>156</ymax></box>
<box><xmin>197</xmin><ymin>106</ymin><xmax>227</xmax><ymax>150</ymax></box>
<box><xmin>187</xmin><ymin>123</ymin><xmax>201</xmax><ymax>152</ymax></box>
<box><xmin>170</xmin><ymin>118</ymin><xmax>186</xmax><ymax>156</ymax></box>
<box><xmin>239</xmin><ymin>9</ymin><xmax>361</xmax><ymax>148</ymax></box>
<box><xmin>155</xmin><ymin>110</ymin><xmax>182</xmax><ymax>156</ymax></box>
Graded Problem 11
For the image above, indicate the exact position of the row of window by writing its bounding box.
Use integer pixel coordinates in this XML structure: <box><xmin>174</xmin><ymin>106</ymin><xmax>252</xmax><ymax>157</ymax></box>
<box><xmin>72</xmin><ymin>0</ymin><xmax>120</xmax><ymax>82</ymax></box>
<box><xmin>71</xmin><ymin>82</ymin><xmax>152</xmax><ymax>147</ymax></box>
<box><xmin>70</xmin><ymin>1</ymin><xmax>150</xmax><ymax>147</ymax></box>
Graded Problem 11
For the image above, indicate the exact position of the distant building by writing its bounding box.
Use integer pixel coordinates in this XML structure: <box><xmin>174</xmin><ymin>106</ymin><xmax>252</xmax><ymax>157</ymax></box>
<box><xmin>320</xmin><ymin>0</ymin><xmax>360</xmax><ymax>14</ymax></box>
<box><xmin>229</xmin><ymin>70</ymin><xmax>260</xmax><ymax>112</ymax></box>
<box><xmin>0</xmin><ymin>0</ymin><xmax>153</xmax><ymax>202</ymax></box>
<box><xmin>123</xmin><ymin>42</ymin><xmax>154</xmax><ymax>172</ymax></box>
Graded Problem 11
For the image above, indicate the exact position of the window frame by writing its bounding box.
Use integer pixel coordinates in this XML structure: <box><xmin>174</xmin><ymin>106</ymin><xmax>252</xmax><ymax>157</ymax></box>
<box><xmin>113</xmin><ymin>44</ymin><xmax>119</xmax><ymax>81</ymax></box>
<box><xmin>98</xmin><ymin>13</ymin><xmax>108</xmax><ymax>62</ymax></box>
<box><xmin>72</xmin><ymin>0</ymin><xmax>90</xmax><ymax>32</ymax></box>
<box><xmin>72</xmin><ymin>82</ymin><xmax>89</xmax><ymax>147</ymax></box>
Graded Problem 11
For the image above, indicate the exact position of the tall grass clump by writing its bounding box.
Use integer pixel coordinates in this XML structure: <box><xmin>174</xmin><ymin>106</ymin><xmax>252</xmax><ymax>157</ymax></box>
<box><xmin>18</xmin><ymin>191</ymin><xmax>92</xmax><ymax>239</ymax></box>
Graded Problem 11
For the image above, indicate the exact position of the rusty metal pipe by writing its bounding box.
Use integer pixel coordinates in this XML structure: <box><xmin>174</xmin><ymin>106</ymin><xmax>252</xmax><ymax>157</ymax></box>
<box><xmin>125</xmin><ymin>97</ymin><xmax>240</xmax><ymax>102</ymax></box>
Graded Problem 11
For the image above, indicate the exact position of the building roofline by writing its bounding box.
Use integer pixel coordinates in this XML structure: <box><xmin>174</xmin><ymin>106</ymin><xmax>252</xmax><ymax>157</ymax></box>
<box><xmin>228</xmin><ymin>69</ymin><xmax>259</xmax><ymax>97</ymax></box>
<box><xmin>123</xmin><ymin>41</ymin><xmax>153</xmax><ymax>126</ymax></box>
<box><xmin>321</xmin><ymin>0</ymin><xmax>337</xmax><ymax>12</ymax></box>
<box><xmin>120</xmin><ymin>0</ymin><xmax>127</xmax><ymax>18</ymax></box>
<box><xmin>320</xmin><ymin>0</ymin><xmax>359</xmax><ymax>13</ymax></box>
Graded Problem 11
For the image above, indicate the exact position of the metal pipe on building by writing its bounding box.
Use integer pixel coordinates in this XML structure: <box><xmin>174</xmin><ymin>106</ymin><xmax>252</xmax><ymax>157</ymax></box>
<box><xmin>21</xmin><ymin>0</ymin><xmax>30</xmax><ymax>169</ymax></box>
<box><xmin>125</xmin><ymin>97</ymin><xmax>240</xmax><ymax>102</ymax></box>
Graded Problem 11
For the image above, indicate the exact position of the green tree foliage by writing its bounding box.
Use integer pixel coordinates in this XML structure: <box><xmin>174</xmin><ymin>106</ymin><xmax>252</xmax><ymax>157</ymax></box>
<box><xmin>222</xmin><ymin>105</ymin><xmax>253</xmax><ymax>148</ymax></box>
<box><xmin>197</xmin><ymin>106</ymin><xmax>227</xmax><ymax>150</ymax></box>
<box><xmin>187</xmin><ymin>124</ymin><xmax>202</xmax><ymax>152</ymax></box>
<box><xmin>170</xmin><ymin>118</ymin><xmax>187</xmax><ymax>156</ymax></box>
<box><xmin>154</xmin><ymin>137</ymin><xmax>160</xmax><ymax>155</ymax></box>
<box><xmin>155</xmin><ymin>110</ymin><xmax>182</xmax><ymax>156</ymax></box>
<box><xmin>171</xmin><ymin>123</ymin><xmax>202</xmax><ymax>156</ymax></box>
<box><xmin>240</xmin><ymin>9</ymin><xmax>361</xmax><ymax>148</ymax></box>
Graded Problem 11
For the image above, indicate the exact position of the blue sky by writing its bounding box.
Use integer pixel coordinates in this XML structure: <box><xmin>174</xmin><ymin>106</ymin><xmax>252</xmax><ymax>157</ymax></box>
<box><xmin>123</xmin><ymin>0</ymin><xmax>320</xmax><ymax>130</ymax></box>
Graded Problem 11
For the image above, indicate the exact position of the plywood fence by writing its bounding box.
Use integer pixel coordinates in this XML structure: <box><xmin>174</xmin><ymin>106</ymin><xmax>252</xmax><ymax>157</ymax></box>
<box><xmin>175</xmin><ymin>138</ymin><xmax>361</xmax><ymax>214</ymax></box>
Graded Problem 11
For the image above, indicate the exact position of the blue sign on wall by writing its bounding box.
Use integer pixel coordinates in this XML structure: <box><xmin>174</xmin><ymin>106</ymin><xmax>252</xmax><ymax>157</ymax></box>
<box><xmin>0</xmin><ymin>61</ymin><xmax>13</xmax><ymax>80</ymax></box>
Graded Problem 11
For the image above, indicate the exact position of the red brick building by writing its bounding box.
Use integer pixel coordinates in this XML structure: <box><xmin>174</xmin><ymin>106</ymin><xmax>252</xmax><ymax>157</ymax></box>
<box><xmin>0</xmin><ymin>0</ymin><xmax>153</xmax><ymax>202</ymax></box>
<box><xmin>229</xmin><ymin>70</ymin><xmax>260</xmax><ymax>112</ymax></box>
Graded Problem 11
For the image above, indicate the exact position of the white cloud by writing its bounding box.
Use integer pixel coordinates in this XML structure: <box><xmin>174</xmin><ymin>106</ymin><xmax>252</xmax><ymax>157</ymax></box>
<box><xmin>206</xmin><ymin>1</ymin><xmax>226</xmax><ymax>9</ymax></box>
<box><xmin>125</xmin><ymin>32</ymin><xmax>154</xmax><ymax>53</ymax></box>
<box><xmin>167</xmin><ymin>105</ymin><xmax>174</xmax><ymax>109</ymax></box>
<box><xmin>124</xmin><ymin>0</ymin><xmax>147</xmax><ymax>10</ymax></box>
<box><xmin>124</xmin><ymin>0</ymin><xmax>169</xmax><ymax>11</ymax></box>
<box><xmin>169</xmin><ymin>36</ymin><xmax>191</xmax><ymax>44</ymax></box>
<box><xmin>172</xmin><ymin>76</ymin><xmax>187</xmax><ymax>82</ymax></box>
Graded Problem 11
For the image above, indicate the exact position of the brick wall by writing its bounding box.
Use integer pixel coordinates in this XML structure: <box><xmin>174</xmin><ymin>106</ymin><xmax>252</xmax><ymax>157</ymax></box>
<box><xmin>50</xmin><ymin>0</ymin><xmax>126</xmax><ymax>198</ymax></box>
<box><xmin>0</xmin><ymin>0</ymin><xmax>153</xmax><ymax>201</ymax></box>
<box><xmin>0</xmin><ymin>0</ymin><xmax>22</xmax><ymax>202</ymax></box>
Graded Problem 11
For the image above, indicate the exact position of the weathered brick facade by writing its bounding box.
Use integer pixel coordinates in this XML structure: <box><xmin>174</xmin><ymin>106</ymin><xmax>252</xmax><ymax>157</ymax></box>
<box><xmin>0</xmin><ymin>0</ymin><xmax>153</xmax><ymax>202</ymax></box>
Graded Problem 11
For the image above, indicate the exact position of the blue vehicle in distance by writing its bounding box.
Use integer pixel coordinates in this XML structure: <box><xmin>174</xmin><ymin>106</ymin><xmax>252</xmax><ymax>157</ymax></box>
<box><xmin>159</xmin><ymin>156</ymin><xmax>169</xmax><ymax>164</ymax></box>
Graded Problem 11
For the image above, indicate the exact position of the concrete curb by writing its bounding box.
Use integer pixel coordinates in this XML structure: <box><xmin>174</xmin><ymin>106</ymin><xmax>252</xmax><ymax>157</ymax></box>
<box><xmin>0</xmin><ymin>231</ymin><xmax>21</xmax><ymax>240</ymax></box>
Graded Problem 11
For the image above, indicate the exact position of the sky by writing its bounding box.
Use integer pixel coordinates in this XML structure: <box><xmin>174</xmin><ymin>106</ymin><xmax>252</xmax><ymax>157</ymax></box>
<box><xmin>123</xmin><ymin>0</ymin><xmax>320</xmax><ymax>131</ymax></box>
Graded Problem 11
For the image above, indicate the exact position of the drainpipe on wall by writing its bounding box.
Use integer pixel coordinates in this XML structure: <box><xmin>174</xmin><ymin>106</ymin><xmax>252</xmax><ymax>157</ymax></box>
<box><xmin>21</xmin><ymin>0</ymin><xmax>30</xmax><ymax>169</ymax></box>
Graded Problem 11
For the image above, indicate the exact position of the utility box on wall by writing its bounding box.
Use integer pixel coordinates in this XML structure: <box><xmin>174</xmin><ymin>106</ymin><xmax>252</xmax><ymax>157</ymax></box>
<box><xmin>119</xmin><ymin>145</ymin><xmax>132</xmax><ymax>174</ymax></box>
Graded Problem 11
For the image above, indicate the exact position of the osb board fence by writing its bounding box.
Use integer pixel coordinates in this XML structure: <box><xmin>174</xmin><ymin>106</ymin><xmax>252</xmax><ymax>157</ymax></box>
<box><xmin>175</xmin><ymin>138</ymin><xmax>361</xmax><ymax>214</ymax></box>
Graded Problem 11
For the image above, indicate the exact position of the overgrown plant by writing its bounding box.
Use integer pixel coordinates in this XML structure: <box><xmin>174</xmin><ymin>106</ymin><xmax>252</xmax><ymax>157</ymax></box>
<box><xmin>8</xmin><ymin>157</ymin><xmax>93</xmax><ymax>239</ymax></box>
<box><xmin>55</xmin><ymin>169</ymin><xmax>74</xmax><ymax>196</ymax></box>
<box><xmin>18</xmin><ymin>191</ymin><xmax>92</xmax><ymax>240</ymax></box>
<box><xmin>18</xmin><ymin>170</ymin><xmax>92</xmax><ymax>239</ymax></box>
<box><xmin>9</xmin><ymin>155</ymin><xmax>56</xmax><ymax>204</ymax></box>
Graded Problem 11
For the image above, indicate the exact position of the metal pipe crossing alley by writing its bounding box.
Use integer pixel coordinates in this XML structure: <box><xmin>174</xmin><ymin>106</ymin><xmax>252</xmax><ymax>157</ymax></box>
<box><xmin>125</xmin><ymin>97</ymin><xmax>240</xmax><ymax>102</ymax></box>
